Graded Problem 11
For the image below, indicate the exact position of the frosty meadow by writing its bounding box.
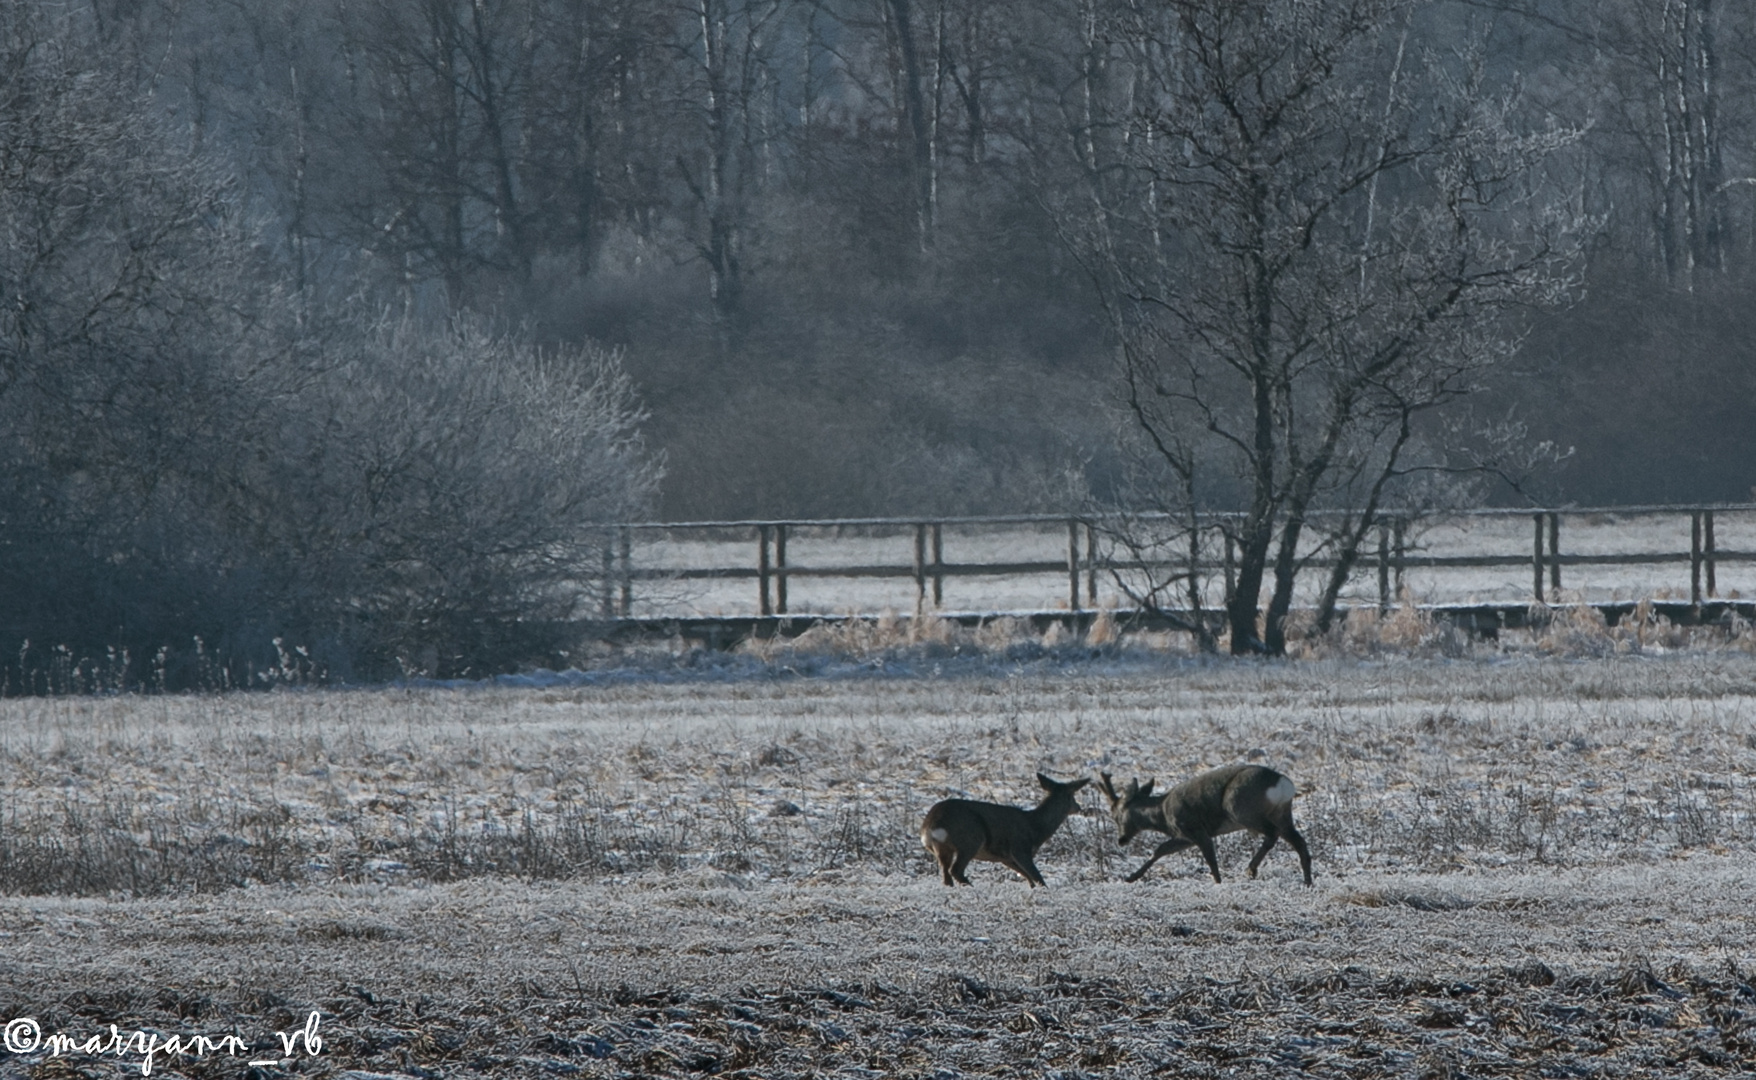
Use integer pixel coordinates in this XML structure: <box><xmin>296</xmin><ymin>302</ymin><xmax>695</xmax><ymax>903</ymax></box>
<box><xmin>2</xmin><ymin>654</ymin><xmax>1754</xmax><ymax>1076</ymax></box>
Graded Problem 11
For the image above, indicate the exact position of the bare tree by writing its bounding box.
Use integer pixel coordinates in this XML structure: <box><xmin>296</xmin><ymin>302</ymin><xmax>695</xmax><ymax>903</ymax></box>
<box><xmin>524</xmin><ymin>0</ymin><xmax>671</xmax><ymax>278</ymax></box>
<box><xmin>329</xmin><ymin>0</ymin><xmax>549</xmax><ymax>309</ymax></box>
<box><xmin>672</xmin><ymin>0</ymin><xmax>797</xmax><ymax>329</ymax></box>
<box><xmin>1</xmin><ymin>2</ymin><xmax>664</xmax><ymax>685</ymax></box>
<box><xmin>1622</xmin><ymin>2</ymin><xmax>1756</xmax><ymax>286</ymax></box>
<box><xmin>0</xmin><ymin>0</ymin><xmax>319</xmax><ymax>683</ymax></box>
<box><xmin>259</xmin><ymin>317</ymin><xmax>661</xmax><ymax>677</ymax></box>
<box><xmin>1479</xmin><ymin>0</ymin><xmax>1754</xmax><ymax>285</ymax></box>
<box><xmin>1053</xmin><ymin>0</ymin><xmax>1587</xmax><ymax>653</ymax></box>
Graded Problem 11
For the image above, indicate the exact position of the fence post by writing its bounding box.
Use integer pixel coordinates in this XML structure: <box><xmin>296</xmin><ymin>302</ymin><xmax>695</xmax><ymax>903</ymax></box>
<box><xmin>1086</xmin><ymin>522</ymin><xmax>1099</xmax><ymax>608</ymax></box>
<box><xmin>1705</xmin><ymin>510</ymin><xmax>1717</xmax><ymax>598</ymax></box>
<box><xmin>1067</xmin><ymin>519</ymin><xmax>1081</xmax><ymax>611</ymax></box>
<box><xmin>1377</xmin><ymin>521</ymin><xmax>1390</xmax><ymax>613</ymax></box>
<box><xmin>931</xmin><ymin>523</ymin><xmax>944</xmax><ymax>607</ymax></box>
<box><xmin>1532</xmin><ymin>513</ymin><xmax>1545</xmax><ymax>604</ymax></box>
<box><xmin>913</xmin><ymin>523</ymin><xmax>927</xmax><ymax>606</ymax></box>
<box><xmin>775</xmin><ymin>524</ymin><xmax>789</xmax><ymax>615</ymax></box>
<box><xmin>618</xmin><ymin>526</ymin><xmax>633</xmax><ymax>617</ymax></box>
<box><xmin>1223</xmin><ymin>528</ymin><xmax>1236</xmax><ymax>601</ymax></box>
<box><xmin>1549</xmin><ymin>512</ymin><xmax>1561</xmax><ymax>592</ymax></box>
<box><xmin>758</xmin><ymin>525</ymin><xmax>773</xmax><ymax>617</ymax></box>
<box><xmin>1393</xmin><ymin>516</ymin><xmax>1407</xmax><ymax>597</ymax></box>
<box><xmin>1690</xmin><ymin>511</ymin><xmax>1703</xmax><ymax>607</ymax></box>
<box><xmin>601</xmin><ymin>536</ymin><xmax>616</xmax><ymax>620</ymax></box>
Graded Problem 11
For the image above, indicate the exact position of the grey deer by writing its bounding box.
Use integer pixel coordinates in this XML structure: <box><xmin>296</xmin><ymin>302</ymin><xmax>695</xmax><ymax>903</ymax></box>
<box><xmin>920</xmin><ymin>774</ymin><xmax>1091</xmax><ymax>887</ymax></box>
<box><xmin>1099</xmin><ymin>765</ymin><xmax>1313</xmax><ymax>886</ymax></box>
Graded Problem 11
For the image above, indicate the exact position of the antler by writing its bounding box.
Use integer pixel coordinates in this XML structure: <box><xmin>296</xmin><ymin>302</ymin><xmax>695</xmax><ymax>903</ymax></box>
<box><xmin>1099</xmin><ymin>771</ymin><xmax>1120</xmax><ymax>804</ymax></box>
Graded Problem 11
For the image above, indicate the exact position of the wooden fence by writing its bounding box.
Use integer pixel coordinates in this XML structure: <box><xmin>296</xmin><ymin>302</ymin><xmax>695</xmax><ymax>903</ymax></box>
<box><xmin>593</xmin><ymin>505</ymin><xmax>1756</xmax><ymax>635</ymax></box>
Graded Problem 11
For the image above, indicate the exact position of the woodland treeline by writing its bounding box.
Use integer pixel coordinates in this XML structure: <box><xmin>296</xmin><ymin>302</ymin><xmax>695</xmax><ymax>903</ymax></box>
<box><xmin>2</xmin><ymin>0</ymin><xmax>1754</xmax><ymax>677</ymax></box>
<box><xmin>103</xmin><ymin>0</ymin><xmax>1751</xmax><ymax>514</ymax></box>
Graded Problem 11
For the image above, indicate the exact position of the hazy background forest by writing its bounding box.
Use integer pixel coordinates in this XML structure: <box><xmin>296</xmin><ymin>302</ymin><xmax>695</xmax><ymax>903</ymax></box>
<box><xmin>3</xmin><ymin>0</ymin><xmax>1754</xmax><ymax>680</ymax></box>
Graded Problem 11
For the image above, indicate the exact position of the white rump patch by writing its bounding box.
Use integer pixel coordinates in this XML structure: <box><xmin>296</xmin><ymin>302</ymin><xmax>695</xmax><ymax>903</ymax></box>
<box><xmin>1266</xmin><ymin>776</ymin><xmax>1296</xmax><ymax>806</ymax></box>
<box><xmin>927</xmin><ymin>827</ymin><xmax>950</xmax><ymax>844</ymax></box>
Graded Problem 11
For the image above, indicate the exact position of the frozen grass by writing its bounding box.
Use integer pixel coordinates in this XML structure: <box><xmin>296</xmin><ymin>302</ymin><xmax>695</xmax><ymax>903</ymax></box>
<box><xmin>3</xmin><ymin>861</ymin><xmax>1754</xmax><ymax>1078</ymax></box>
<box><xmin>2</xmin><ymin>657</ymin><xmax>1755</xmax><ymax>1076</ymax></box>
<box><xmin>3</xmin><ymin>657</ymin><xmax>1756</xmax><ymax>897</ymax></box>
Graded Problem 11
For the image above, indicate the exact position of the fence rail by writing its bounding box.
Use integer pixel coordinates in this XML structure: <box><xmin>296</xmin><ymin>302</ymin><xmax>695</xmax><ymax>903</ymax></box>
<box><xmin>593</xmin><ymin>505</ymin><xmax>1756</xmax><ymax>629</ymax></box>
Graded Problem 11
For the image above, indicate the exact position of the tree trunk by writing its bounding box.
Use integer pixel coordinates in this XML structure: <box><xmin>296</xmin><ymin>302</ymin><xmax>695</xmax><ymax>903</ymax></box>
<box><xmin>698</xmin><ymin>0</ymin><xmax>741</xmax><ymax>321</ymax></box>
<box><xmin>467</xmin><ymin>0</ymin><xmax>530</xmax><ymax>285</ymax></box>
<box><xmin>1228</xmin><ymin>184</ymin><xmax>1280</xmax><ymax>655</ymax></box>
<box><xmin>887</xmin><ymin>0</ymin><xmax>934</xmax><ymax>251</ymax></box>
<box><xmin>1314</xmin><ymin>415</ymin><xmax>1415</xmax><ymax>634</ymax></box>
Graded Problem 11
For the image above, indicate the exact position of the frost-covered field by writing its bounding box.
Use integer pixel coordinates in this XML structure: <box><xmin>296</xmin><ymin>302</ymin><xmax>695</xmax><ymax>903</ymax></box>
<box><xmin>3</xmin><ymin>656</ymin><xmax>1756</xmax><ymax>1077</ymax></box>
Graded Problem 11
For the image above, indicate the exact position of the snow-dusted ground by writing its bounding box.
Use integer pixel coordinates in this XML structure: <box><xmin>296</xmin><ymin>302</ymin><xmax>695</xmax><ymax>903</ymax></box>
<box><xmin>2</xmin><ymin>656</ymin><xmax>1754</xmax><ymax>1076</ymax></box>
<box><xmin>625</xmin><ymin>509</ymin><xmax>1756</xmax><ymax>616</ymax></box>
<box><xmin>4</xmin><ymin>656</ymin><xmax>1754</xmax><ymax>887</ymax></box>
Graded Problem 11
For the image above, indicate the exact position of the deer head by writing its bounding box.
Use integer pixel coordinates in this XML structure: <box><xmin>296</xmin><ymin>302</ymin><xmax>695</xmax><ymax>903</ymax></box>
<box><xmin>1099</xmin><ymin>771</ymin><xmax>1159</xmax><ymax>846</ymax></box>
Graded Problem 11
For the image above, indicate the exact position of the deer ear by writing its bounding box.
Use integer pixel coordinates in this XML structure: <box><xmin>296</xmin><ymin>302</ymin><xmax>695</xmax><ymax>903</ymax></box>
<box><xmin>1037</xmin><ymin>772</ymin><xmax>1055</xmax><ymax>790</ymax></box>
<box><xmin>1140</xmin><ymin>778</ymin><xmax>1156</xmax><ymax>797</ymax></box>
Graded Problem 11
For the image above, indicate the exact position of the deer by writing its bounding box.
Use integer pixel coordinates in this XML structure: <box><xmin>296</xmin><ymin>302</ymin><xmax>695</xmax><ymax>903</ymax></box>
<box><xmin>1099</xmin><ymin>765</ymin><xmax>1313</xmax><ymax>886</ymax></box>
<box><xmin>919</xmin><ymin>773</ymin><xmax>1091</xmax><ymax>887</ymax></box>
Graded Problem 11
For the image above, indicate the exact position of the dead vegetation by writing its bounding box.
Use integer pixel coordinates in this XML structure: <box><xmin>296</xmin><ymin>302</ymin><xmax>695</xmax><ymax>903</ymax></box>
<box><xmin>724</xmin><ymin>593</ymin><xmax>1756</xmax><ymax>668</ymax></box>
<box><xmin>2</xmin><ymin>658</ymin><xmax>1755</xmax><ymax>896</ymax></box>
<box><xmin>3</xmin><ymin>955</ymin><xmax>1750</xmax><ymax>1078</ymax></box>
<box><xmin>2</xmin><ymin>658</ymin><xmax>1755</xmax><ymax>1076</ymax></box>
<box><xmin>2</xmin><ymin>859</ymin><xmax>1753</xmax><ymax>1078</ymax></box>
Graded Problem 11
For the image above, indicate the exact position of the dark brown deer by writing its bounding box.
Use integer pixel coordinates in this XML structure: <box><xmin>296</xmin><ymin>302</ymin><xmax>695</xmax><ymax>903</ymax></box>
<box><xmin>919</xmin><ymin>774</ymin><xmax>1091</xmax><ymax>887</ymax></box>
<box><xmin>1099</xmin><ymin>766</ymin><xmax>1312</xmax><ymax>886</ymax></box>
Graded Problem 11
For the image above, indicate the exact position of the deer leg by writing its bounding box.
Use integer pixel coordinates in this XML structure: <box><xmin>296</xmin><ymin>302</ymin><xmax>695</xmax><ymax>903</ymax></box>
<box><xmin>950</xmin><ymin>850</ymin><xmax>975</xmax><ymax>886</ymax></box>
<box><xmin>935</xmin><ymin>849</ymin><xmax>957</xmax><ymax>886</ymax></box>
<box><xmin>991</xmin><ymin>847</ymin><xmax>1040</xmax><ymax>887</ymax></box>
<box><xmin>1010</xmin><ymin>852</ymin><xmax>1047</xmax><ymax>888</ymax></box>
<box><xmin>1246</xmin><ymin>828</ymin><xmax>1279</xmax><ymax>878</ymax></box>
<box><xmin>1283</xmin><ymin>824</ymin><xmax>1314</xmax><ymax>886</ymax></box>
<box><xmin>1124</xmin><ymin>837</ymin><xmax>1192</xmax><ymax>883</ymax></box>
<box><xmin>993</xmin><ymin>852</ymin><xmax>1023</xmax><ymax>883</ymax></box>
<box><xmin>1197</xmin><ymin>838</ymin><xmax>1223</xmax><ymax>883</ymax></box>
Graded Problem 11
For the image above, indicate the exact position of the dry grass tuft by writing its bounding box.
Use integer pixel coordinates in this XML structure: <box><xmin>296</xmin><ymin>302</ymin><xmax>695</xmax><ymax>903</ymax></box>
<box><xmin>739</xmin><ymin>611</ymin><xmax>1130</xmax><ymax>664</ymax></box>
<box><xmin>973</xmin><ymin>615</ymin><xmax>1034</xmax><ymax>651</ymax></box>
<box><xmin>1510</xmin><ymin>593</ymin><xmax>1736</xmax><ymax>657</ymax></box>
<box><xmin>1085</xmin><ymin>607</ymin><xmax>1118</xmax><ymax>646</ymax></box>
<box><xmin>1338</xmin><ymin>888</ymin><xmax>1478</xmax><ymax>912</ymax></box>
<box><xmin>1279</xmin><ymin>589</ymin><xmax>1756</xmax><ymax>663</ymax></box>
<box><xmin>1288</xmin><ymin>592</ymin><xmax>1467</xmax><ymax>660</ymax></box>
<box><xmin>662</xmin><ymin>590</ymin><xmax>1756</xmax><ymax>668</ymax></box>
